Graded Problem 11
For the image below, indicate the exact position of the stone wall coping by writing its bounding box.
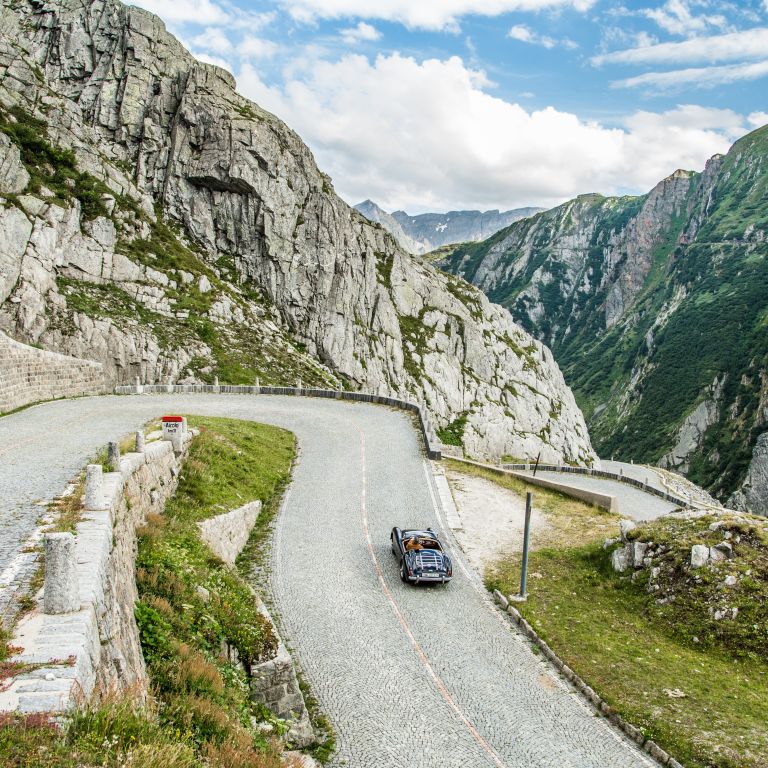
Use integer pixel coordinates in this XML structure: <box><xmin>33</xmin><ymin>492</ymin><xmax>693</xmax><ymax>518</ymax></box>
<box><xmin>115</xmin><ymin>383</ymin><xmax>443</xmax><ymax>459</ymax></box>
<box><xmin>0</xmin><ymin>430</ymin><xmax>195</xmax><ymax>714</ymax></box>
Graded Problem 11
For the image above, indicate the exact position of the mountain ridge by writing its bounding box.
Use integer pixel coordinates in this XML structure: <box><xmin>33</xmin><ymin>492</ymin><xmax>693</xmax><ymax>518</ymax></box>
<box><xmin>439</xmin><ymin>125</ymin><xmax>768</xmax><ymax>509</ymax></box>
<box><xmin>355</xmin><ymin>199</ymin><xmax>543</xmax><ymax>255</ymax></box>
<box><xmin>0</xmin><ymin>0</ymin><xmax>595</xmax><ymax>465</ymax></box>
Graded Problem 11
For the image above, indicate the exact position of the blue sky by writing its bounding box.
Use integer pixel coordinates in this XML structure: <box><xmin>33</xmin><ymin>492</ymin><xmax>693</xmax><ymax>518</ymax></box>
<box><xmin>130</xmin><ymin>0</ymin><xmax>767</xmax><ymax>213</ymax></box>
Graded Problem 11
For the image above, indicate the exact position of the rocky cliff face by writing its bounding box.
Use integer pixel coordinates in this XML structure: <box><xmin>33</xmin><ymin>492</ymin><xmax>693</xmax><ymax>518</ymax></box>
<box><xmin>440</xmin><ymin>128</ymin><xmax>768</xmax><ymax>506</ymax></box>
<box><xmin>355</xmin><ymin>200</ymin><xmax>543</xmax><ymax>255</ymax></box>
<box><xmin>0</xmin><ymin>0</ymin><xmax>595</xmax><ymax>464</ymax></box>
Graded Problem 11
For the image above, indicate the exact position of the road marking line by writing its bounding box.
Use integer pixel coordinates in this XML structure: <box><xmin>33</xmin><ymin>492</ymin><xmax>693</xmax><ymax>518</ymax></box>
<box><xmin>358</xmin><ymin>430</ymin><xmax>508</xmax><ymax>768</ymax></box>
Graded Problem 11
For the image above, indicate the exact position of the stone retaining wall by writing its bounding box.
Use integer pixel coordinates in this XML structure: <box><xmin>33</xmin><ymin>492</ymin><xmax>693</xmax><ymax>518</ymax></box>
<box><xmin>198</xmin><ymin>500</ymin><xmax>262</xmax><ymax>566</ymax></box>
<box><xmin>0</xmin><ymin>431</ymin><xmax>192</xmax><ymax>713</ymax></box>
<box><xmin>0</xmin><ymin>332</ymin><xmax>107</xmax><ymax>413</ymax></box>
<box><xmin>115</xmin><ymin>382</ymin><xmax>443</xmax><ymax>459</ymax></box>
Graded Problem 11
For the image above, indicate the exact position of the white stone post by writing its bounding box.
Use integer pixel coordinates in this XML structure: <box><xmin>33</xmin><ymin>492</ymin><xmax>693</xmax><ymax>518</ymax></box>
<box><xmin>43</xmin><ymin>533</ymin><xmax>80</xmax><ymax>614</ymax></box>
<box><xmin>296</xmin><ymin>377</ymin><xmax>302</xmax><ymax>395</ymax></box>
<box><xmin>135</xmin><ymin>431</ymin><xmax>145</xmax><ymax>453</ymax></box>
<box><xmin>255</xmin><ymin>376</ymin><xmax>260</xmax><ymax>394</ymax></box>
<box><xmin>166</xmin><ymin>380</ymin><xmax>173</xmax><ymax>394</ymax></box>
<box><xmin>107</xmin><ymin>441</ymin><xmax>120</xmax><ymax>472</ymax></box>
<box><xmin>84</xmin><ymin>464</ymin><xmax>106</xmax><ymax>510</ymax></box>
<box><xmin>213</xmin><ymin>375</ymin><xmax>220</xmax><ymax>394</ymax></box>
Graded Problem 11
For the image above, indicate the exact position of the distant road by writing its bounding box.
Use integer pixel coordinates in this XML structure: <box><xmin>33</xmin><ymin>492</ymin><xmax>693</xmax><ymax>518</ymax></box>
<box><xmin>0</xmin><ymin>395</ymin><xmax>655</xmax><ymax>768</ymax></box>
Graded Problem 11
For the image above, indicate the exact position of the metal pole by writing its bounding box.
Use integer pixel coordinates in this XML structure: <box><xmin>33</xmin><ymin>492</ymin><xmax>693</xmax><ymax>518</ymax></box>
<box><xmin>532</xmin><ymin>451</ymin><xmax>541</xmax><ymax>477</ymax></box>
<box><xmin>520</xmin><ymin>492</ymin><xmax>532</xmax><ymax>598</ymax></box>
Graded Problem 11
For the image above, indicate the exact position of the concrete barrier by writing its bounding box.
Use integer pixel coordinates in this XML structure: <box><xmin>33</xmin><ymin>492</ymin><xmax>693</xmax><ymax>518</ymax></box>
<box><xmin>446</xmin><ymin>457</ymin><xmax>619</xmax><ymax>513</ymax></box>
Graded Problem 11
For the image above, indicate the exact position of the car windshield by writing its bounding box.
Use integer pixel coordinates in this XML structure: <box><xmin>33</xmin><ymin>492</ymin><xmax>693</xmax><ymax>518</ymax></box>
<box><xmin>404</xmin><ymin>536</ymin><xmax>440</xmax><ymax>550</ymax></box>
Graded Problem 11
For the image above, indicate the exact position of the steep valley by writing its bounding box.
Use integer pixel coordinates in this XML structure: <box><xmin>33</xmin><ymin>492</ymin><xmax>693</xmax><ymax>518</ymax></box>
<box><xmin>440</xmin><ymin>126</ymin><xmax>768</xmax><ymax>510</ymax></box>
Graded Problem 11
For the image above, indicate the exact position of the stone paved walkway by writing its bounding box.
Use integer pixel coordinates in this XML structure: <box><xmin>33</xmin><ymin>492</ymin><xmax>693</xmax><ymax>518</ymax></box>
<box><xmin>0</xmin><ymin>395</ymin><xmax>656</xmax><ymax>767</ymax></box>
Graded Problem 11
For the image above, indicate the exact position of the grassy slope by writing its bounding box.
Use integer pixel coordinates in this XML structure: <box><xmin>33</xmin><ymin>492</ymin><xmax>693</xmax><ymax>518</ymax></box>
<box><xmin>453</xmin><ymin>461</ymin><xmax>768</xmax><ymax>768</ymax></box>
<box><xmin>0</xmin><ymin>417</ymin><xmax>307</xmax><ymax>768</ymax></box>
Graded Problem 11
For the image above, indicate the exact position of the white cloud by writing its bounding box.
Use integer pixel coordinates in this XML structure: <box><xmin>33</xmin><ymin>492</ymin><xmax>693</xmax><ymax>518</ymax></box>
<box><xmin>237</xmin><ymin>53</ymin><xmax>747</xmax><ymax>212</ymax></box>
<box><xmin>593</xmin><ymin>28</ymin><xmax>768</xmax><ymax>67</ymax></box>
<box><xmin>238</xmin><ymin>36</ymin><xmax>279</xmax><ymax>59</ymax></box>
<box><xmin>190</xmin><ymin>27</ymin><xmax>233</xmax><ymax>54</ymax></box>
<box><xmin>341</xmin><ymin>22</ymin><xmax>382</xmax><ymax>44</ymax></box>
<box><xmin>281</xmin><ymin>0</ymin><xmax>596</xmax><ymax>31</ymax></box>
<box><xmin>508</xmin><ymin>24</ymin><xmax>577</xmax><ymax>49</ymax></box>
<box><xmin>643</xmin><ymin>0</ymin><xmax>728</xmax><ymax>37</ymax></box>
<box><xmin>748</xmin><ymin>111</ymin><xmax>768</xmax><ymax>128</ymax></box>
<box><xmin>614</xmin><ymin>59</ymin><xmax>768</xmax><ymax>90</ymax></box>
<box><xmin>128</xmin><ymin>0</ymin><xmax>231</xmax><ymax>25</ymax></box>
<box><xmin>193</xmin><ymin>51</ymin><xmax>234</xmax><ymax>72</ymax></box>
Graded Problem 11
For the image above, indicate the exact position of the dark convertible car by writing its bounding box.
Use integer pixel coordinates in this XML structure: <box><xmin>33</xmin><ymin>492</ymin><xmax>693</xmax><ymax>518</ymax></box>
<box><xmin>391</xmin><ymin>527</ymin><xmax>452</xmax><ymax>584</ymax></box>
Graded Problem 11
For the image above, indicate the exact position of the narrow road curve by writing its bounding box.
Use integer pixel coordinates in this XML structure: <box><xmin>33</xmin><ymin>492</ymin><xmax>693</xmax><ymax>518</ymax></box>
<box><xmin>0</xmin><ymin>395</ymin><xmax>655</xmax><ymax>768</ymax></box>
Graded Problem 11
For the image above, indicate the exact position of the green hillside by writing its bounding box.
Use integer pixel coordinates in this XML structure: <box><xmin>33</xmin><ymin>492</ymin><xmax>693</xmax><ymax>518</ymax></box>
<box><xmin>440</xmin><ymin>125</ymin><xmax>768</xmax><ymax>502</ymax></box>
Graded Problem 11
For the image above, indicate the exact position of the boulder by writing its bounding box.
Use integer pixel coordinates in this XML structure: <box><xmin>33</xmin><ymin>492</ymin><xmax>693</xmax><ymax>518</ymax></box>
<box><xmin>690</xmin><ymin>544</ymin><xmax>709</xmax><ymax>568</ymax></box>
<box><xmin>619</xmin><ymin>519</ymin><xmax>636</xmax><ymax>541</ymax></box>
<box><xmin>611</xmin><ymin>546</ymin><xmax>630</xmax><ymax>573</ymax></box>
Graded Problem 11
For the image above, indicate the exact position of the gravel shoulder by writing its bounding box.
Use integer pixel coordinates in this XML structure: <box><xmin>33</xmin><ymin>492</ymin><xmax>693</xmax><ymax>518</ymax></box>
<box><xmin>447</xmin><ymin>469</ymin><xmax>549</xmax><ymax>574</ymax></box>
<box><xmin>1</xmin><ymin>394</ymin><xmax>656</xmax><ymax>768</ymax></box>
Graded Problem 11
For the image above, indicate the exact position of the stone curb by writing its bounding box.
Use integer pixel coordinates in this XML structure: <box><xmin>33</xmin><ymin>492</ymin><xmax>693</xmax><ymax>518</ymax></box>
<box><xmin>114</xmin><ymin>383</ymin><xmax>443</xmax><ymax>460</ymax></box>
<box><xmin>491</xmin><ymin>590</ymin><xmax>680</xmax><ymax>767</ymax></box>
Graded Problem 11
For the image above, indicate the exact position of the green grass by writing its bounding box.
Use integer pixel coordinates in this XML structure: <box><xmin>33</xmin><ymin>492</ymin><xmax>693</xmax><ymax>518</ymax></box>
<box><xmin>0</xmin><ymin>106</ymin><xmax>110</xmax><ymax>221</ymax></box>
<box><xmin>467</xmin><ymin>453</ymin><xmax>768</xmax><ymax>768</ymax></box>
<box><xmin>437</xmin><ymin>413</ymin><xmax>468</xmax><ymax>447</ymax></box>
<box><xmin>491</xmin><ymin>544</ymin><xmax>768</xmax><ymax>768</ymax></box>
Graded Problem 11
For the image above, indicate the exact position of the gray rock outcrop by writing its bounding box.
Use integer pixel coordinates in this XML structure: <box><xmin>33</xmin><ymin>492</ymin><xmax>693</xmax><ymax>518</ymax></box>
<box><xmin>728</xmin><ymin>432</ymin><xmax>768</xmax><ymax>516</ymax></box>
<box><xmin>0</xmin><ymin>0</ymin><xmax>596</xmax><ymax>464</ymax></box>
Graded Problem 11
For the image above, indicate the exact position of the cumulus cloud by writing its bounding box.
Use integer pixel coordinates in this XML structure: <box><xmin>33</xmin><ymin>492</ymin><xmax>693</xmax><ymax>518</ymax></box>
<box><xmin>128</xmin><ymin>0</ymin><xmax>273</xmax><ymax>30</ymax></box>
<box><xmin>614</xmin><ymin>59</ymin><xmax>768</xmax><ymax>90</ymax></box>
<box><xmin>238</xmin><ymin>36</ymin><xmax>279</xmax><ymax>59</ymax></box>
<box><xmin>593</xmin><ymin>28</ymin><xmax>768</xmax><ymax>67</ymax></box>
<box><xmin>281</xmin><ymin>0</ymin><xmax>596</xmax><ymax>31</ymax></box>
<box><xmin>237</xmin><ymin>52</ymin><xmax>747</xmax><ymax>212</ymax></box>
<box><xmin>341</xmin><ymin>22</ymin><xmax>382</xmax><ymax>44</ymax></box>
<box><xmin>190</xmin><ymin>27</ymin><xmax>233</xmax><ymax>54</ymax></box>
<box><xmin>128</xmin><ymin>0</ymin><xmax>231</xmax><ymax>25</ymax></box>
<box><xmin>508</xmin><ymin>24</ymin><xmax>577</xmax><ymax>49</ymax></box>
<box><xmin>642</xmin><ymin>0</ymin><xmax>728</xmax><ymax>37</ymax></box>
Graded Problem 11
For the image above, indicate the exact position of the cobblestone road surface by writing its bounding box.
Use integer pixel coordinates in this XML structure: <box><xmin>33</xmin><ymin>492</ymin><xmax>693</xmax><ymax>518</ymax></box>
<box><xmin>1</xmin><ymin>395</ymin><xmax>656</xmax><ymax>767</ymax></box>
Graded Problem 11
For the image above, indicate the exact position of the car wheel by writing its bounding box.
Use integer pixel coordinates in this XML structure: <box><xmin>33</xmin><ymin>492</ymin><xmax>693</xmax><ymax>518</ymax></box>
<box><xmin>400</xmin><ymin>562</ymin><xmax>407</xmax><ymax>582</ymax></box>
